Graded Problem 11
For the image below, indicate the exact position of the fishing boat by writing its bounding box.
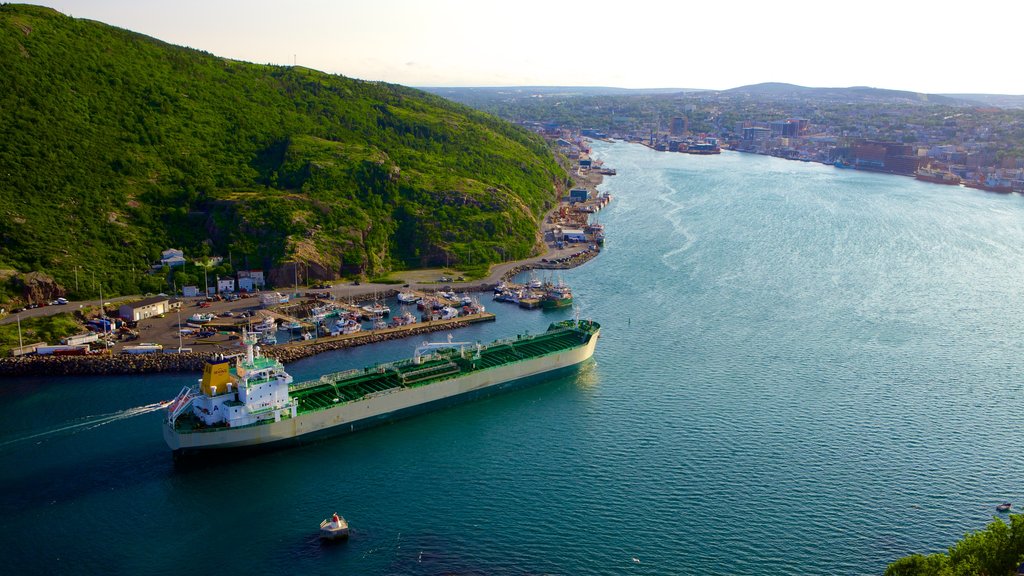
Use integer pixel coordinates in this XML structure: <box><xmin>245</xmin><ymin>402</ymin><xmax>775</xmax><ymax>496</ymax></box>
<box><xmin>164</xmin><ymin>319</ymin><xmax>601</xmax><ymax>455</ymax></box>
<box><xmin>361</xmin><ymin>303</ymin><xmax>390</xmax><ymax>317</ymax></box>
<box><xmin>188</xmin><ymin>313</ymin><xmax>215</xmax><ymax>324</ymax></box>
<box><xmin>391</xmin><ymin>310</ymin><xmax>417</xmax><ymax>327</ymax></box>
<box><xmin>541</xmin><ymin>279</ymin><xmax>573</xmax><ymax>310</ymax></box>
<box><xmin>281</xmin><ymin>320</ymin><xmax>303</xmax><ymax>333</ymax></box>
<box><xmin>915</xmin><ymin>165</ymin><xmax>961</xmax><ymax>185</ymax></box>
<box><xmin>397</xmin><ymin>292</ymin><xmax>421</xmax><ymax>305</ymax></box>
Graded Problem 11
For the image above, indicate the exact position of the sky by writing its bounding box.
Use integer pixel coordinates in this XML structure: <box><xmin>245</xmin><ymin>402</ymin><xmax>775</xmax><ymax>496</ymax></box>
<box><xmin>27</xmin><ymin>0</ymin><xmax>1023</xmax><ymax>95</ymax></box>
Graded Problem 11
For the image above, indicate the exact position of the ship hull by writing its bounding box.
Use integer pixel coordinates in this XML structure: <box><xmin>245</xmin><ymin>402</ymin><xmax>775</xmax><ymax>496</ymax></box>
<box><xmin>165</xmin><ymin>328</ymin><xmax>599</xmax><ymax>455</ymax></box>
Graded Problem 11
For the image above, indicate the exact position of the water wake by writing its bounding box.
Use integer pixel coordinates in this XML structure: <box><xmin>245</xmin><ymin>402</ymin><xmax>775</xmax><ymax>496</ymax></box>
<box><xmin>0</xmin><ymin>400</ymin><xmax>170</xmax><ymax>448</ymax></box>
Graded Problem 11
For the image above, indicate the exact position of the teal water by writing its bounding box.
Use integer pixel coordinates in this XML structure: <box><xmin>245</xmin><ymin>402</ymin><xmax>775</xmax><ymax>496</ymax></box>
<box><xmin>3</xmin><ymin>141</ymin><xmax>1024</xmax><ymax>574</ymax></box>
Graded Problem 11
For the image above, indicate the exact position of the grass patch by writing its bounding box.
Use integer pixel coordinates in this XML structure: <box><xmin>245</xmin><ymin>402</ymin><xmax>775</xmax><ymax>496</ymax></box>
<box><xmin>0</xmin><ymin>313</ymin><xmax>84</xmax><ymax>356</ymax></box>
<box><xmin>366</xmin><ymin>274</ymin><xmax>406</xmax><ymax>284</ymax></box>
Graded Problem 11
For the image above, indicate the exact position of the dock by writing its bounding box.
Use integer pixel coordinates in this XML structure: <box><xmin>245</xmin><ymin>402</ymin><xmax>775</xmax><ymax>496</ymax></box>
<box><xmin>275</xmin><ymin>312</ymin><xmax>496</xmax><ymax>350</ymax></box>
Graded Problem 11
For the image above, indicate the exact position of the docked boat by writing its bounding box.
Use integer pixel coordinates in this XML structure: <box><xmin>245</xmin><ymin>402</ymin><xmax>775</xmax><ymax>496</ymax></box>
<box><xmin>397</xmin><ymin>292</ymin><xmax>421</xmax><ymax>305</ymax></box>
<box><xmin>320</xmin><ymin>513</ymin><xmax>349</xmax><ymax>541</ymax></box>
<box><xmin>963</xmin><ymin>176</ymin><xmax>1014</xmax><ymax>194</ymax></box>
<box><xmin>361</xmin><ymin>303</ymin><xmax>389</xmax><ymax>317</ymax></box>
<box><xmin>915</xmin><ymin>165</ymin><xmax>961</xmax><ymax>185</ymax></box>
<box><xmin>282</xmin><ymin>320</ymin><xmax>303</xmax><ymax>333</ymax></box>
<box><xmin>164</xmin><ymin>319</ymin><xmax>601</xmax><ymax>455</ymax></box>
<box><xmin>541</xmin><ymin>280</ymin><xmax>573</xmax><ymax>310</ymax></box>
<box><xmin>188</xmin><ymin>313</ymin><xmax>215</xmax><ymax>324</ymax></box>
<box><xmin>391</xmin><ymin>310</ymin><xmax>417</xmax><ymax>327</ymax></box>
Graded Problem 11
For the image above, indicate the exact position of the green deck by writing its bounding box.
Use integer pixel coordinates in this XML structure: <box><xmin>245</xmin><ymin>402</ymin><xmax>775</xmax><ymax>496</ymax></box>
<box><xmin>289</xmin><ymin>320</ymin><xmax>599</xmax><ymax>414</ymax></box>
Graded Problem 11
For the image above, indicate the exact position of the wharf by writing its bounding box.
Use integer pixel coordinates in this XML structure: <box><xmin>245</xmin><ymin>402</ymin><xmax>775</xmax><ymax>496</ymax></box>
<box><xmin>275</xmin><ymin>312</ymin><xmax>496</xmax><ymax>350</ymax></box>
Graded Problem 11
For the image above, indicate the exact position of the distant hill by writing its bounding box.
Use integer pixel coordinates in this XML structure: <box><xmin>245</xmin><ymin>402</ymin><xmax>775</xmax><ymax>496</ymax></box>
<box><xmin>941</xmin><ymin>93</ymin><xmax>1024</xmax><ymax>109</ymax></box>
<box><xmin>724</xmin><ymin>82</ymin><xmax>973</xmax><ymax>106</ymax></box>
<box><xmin>0</xmin><ymin>4</ymin><xmax>566</xmax><ymax>298</ymax></box>
<box><xmin>423</xmin><ymin>86</ymin><xmax>700</xmax><ymax>98</ymax></box>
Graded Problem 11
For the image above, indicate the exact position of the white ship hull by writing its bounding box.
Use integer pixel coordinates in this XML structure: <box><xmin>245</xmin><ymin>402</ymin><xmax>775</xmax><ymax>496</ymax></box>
<box><xmin>164</xmin><ymin>328</ymin><xmax>599</xmax><ymax>454</ymax></box>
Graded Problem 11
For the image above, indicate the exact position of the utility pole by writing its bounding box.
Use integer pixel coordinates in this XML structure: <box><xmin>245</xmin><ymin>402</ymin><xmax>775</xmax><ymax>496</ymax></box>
<box><xmin>176</xmin><ymin>308</ymin><xmax>183</xmax><ymax>352</ymax></box>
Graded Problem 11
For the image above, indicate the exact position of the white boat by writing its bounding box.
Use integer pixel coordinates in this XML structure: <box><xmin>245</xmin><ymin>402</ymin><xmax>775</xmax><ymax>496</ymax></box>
<box><xmin>319</xmin><ymin>513</ymin><xmax>349</xmax><ymax>540</ymax></box>
<box><xmin>188</xmin><ymin>313</ymin><xmax>215</xmax><ymax>324</ymax></box>
<box><xmin>440</xmin><ymin>305</ymin><xmax>460</xmax><ymax>320</ymax></box>
<box><xmin>396</xmin><ymin>291</ymin><xmax>421</xmax><ymax>304</ymax></box>
<box><xmin>250</xmin><ymin>316</ymin><xmax>276</xmax><ymax>333</ymax></box>
<box><xmin>361</xmin><ymin>303</ymin><xmax>389</xmax><ymax>317</ymax></box>
<box><xmin>528</xmin><ymin>272</ymin><xmax>543</xmax><ymax>289</ymax></box>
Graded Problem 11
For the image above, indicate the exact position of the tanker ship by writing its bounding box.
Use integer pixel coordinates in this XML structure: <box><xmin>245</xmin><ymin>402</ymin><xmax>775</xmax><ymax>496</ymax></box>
<box><xmin>164</xmin><ymin>319</ymin><xmax>600</xmax><ymax>456</ymax></box>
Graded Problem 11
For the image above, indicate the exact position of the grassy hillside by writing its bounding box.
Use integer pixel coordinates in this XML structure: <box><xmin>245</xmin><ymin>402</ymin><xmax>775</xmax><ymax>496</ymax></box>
<box><xmin>0</xmin><ymin>5</ymin><xmax>567</xmax><ymax>300</ymax></box>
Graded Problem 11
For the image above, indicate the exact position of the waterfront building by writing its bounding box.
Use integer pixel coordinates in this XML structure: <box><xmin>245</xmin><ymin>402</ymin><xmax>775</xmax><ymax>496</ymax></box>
<box><xmin>119</xmin><ymin>296</ymin><xmax>171</xmax><ymax>321</ymax></box>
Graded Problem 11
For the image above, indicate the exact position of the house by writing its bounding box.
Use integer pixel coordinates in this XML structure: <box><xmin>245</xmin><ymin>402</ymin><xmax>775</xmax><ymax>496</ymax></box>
<box><xmin>160</xmin><ymin>248</ymin><xmax>186</xmax><ymax>268</ymax></box>
<box><xmin>217</xmin><ymin>278</ymin><xmax>235</xmax><ymax>294</ymax></box>
<box><xmin>237</xmin><ymin>270</ymin><xmax>265</xmax><ymax>292</ymax></box>
<box><xmin>182</xmin><ymin>286</ymin><xmax>200</xmax><ymax>298</ymax></box>
<box><xmin>119</xmin><ymin>296</ymin><xmax>171</xmax><ymax>321</ymax></box>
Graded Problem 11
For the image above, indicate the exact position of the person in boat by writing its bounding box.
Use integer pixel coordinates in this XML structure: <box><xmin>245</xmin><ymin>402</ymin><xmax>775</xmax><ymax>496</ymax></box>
<box><xmin>331</xmin><ymin>513</ymin><xmax>341</xmax><ymax>526</ymax></box>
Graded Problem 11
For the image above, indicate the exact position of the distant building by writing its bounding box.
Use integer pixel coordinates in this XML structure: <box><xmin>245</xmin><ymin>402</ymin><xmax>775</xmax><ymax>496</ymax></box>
<box><xmin>743</xmin><ymin>127</ymin><xmax>771</xmax><ymax>142</ymax></box>
<box><xmin>561</xmin><ymin>229</ymin><xmax>587</xmax><ymax>243</ymax></box>
<box><xmin>182</xmin><ymin>286</ymin><xmax>200</xmax><ymax>298</ymax></box>
<box><xmin>579</xmin><ymin>158</ymin><xmax>592</xmax><ymax>169</ymax></box>
<box><xmin>217</xmin><ymin>278</ymin><xmax>235</xmax><ymax>294</ymax></box>
<box><xmin>569</xmin><ymin>188</ymin><xmax>590</xmax><ymax>203</ymax></box>
<box><xmin>852</xmin><ymin>141</ymin><xmax>920</xmax><ymax>174</ymax></box>
<box><xmin>119</xmin><ymin>296</ymin><xmax>171</xmax><ymax>321</ymax></box>
<box><xmin>670</xmin><ymin>117</ymin><xmax>688</xmax><ymax>137</ymax></box>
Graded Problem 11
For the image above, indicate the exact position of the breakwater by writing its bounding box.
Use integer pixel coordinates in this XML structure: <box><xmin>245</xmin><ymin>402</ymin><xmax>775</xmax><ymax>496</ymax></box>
<box><xmin>0</xmin><ymin>316</ymin><xmax>492</xmax><ymax>377</ymax></box>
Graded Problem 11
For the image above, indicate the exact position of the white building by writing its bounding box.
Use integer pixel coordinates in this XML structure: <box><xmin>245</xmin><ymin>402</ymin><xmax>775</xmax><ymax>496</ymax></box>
<box><xmin>161</xmin><ymin>248</ymin><xmax>186</xmax><ymax>268</ymax></box>
<box><xmin>119</xmin><ymin>296</ymin><xmax>171</xmax><ymax>321</ymax></box>
<box><xmin>217</xmin><ymin>278</ymin><xmax>235</xmax><ymax>294</ymax></box>
<box><xmin>237</xmin><ymin>270</ymin><xmax>265</xmax><ymax>292</ymax></box>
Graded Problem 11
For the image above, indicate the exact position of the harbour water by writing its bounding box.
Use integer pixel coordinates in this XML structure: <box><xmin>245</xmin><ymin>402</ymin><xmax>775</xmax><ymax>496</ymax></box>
<box><xmin>3</xmin><ymin>140</ymin><xmax>1024</xmax><ymax>574</ymax></box>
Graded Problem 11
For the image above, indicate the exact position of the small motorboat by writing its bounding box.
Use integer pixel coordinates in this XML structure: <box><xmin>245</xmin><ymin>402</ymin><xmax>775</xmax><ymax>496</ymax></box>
<box><xmin>319</xmin><ymin>513</ymin><xmax>349</xmax><ymax>541</ymax></box>
<box><xmin>997</xmin><ymin>503</ymin><xmax>1012</xmax><ymax>512</ymax></box>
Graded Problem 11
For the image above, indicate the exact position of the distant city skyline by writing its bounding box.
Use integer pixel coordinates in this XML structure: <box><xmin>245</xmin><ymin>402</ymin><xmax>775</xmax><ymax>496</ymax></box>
<box><xmin>29</xmin><ymin>0</ymin><xmax>1023</xmax><ymax>96</ymax></box>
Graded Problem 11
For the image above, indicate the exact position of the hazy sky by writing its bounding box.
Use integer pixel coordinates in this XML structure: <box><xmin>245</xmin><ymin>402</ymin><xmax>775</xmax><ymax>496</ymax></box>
<box><xmin>30</xmin><ymin>0</ymin><xmax>1023</xmax><ymax>95</ymax></box>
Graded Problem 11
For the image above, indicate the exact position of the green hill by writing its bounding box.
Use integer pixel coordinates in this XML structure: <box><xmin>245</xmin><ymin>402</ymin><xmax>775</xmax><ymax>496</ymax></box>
<box><xmin>0</xmin><ymin>5</ymin><xmax>567</xmax><ymax>300</ymax></box>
